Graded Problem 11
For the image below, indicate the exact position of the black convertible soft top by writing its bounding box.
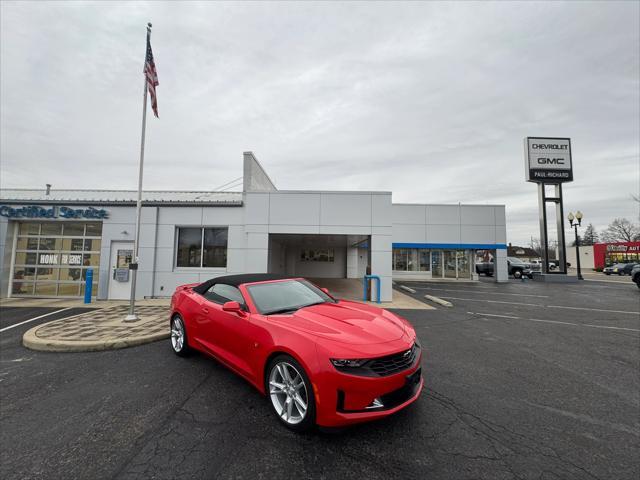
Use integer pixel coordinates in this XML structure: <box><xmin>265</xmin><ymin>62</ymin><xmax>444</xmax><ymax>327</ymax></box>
<box><xmin>192</xmin><ymin>273</ymin><xmax>295</xmax><ymax>294</ymax></box>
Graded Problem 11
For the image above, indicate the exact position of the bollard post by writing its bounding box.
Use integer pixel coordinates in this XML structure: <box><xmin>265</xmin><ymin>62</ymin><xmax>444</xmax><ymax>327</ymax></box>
<box><xmin>84</xmin><ymin>268</ymin><xmax>93</xmax><ymax>304</ymax></box>
<box><xmin>363</xmin><ymin>275</ymin><xmax>381</xmax><ymax>304</ymax></box>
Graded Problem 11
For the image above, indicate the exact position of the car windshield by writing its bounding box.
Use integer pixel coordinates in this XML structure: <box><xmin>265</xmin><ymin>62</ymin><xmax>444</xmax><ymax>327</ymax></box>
<box><xmin>508</xmin><ymin>257</ymin><xmax>525</xmax><ymax>264</ymax></box>
<box><xmin>246</xmin><ymin>279</ymin><xmax>335</xmax><ymax>315</ymax></box>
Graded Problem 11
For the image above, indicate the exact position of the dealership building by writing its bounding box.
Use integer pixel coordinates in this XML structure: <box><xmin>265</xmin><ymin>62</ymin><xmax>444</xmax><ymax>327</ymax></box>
<box><xmin>0</xmin><ymin>153</ymin><xmax>508</xmax><ymax>302</ymax></box>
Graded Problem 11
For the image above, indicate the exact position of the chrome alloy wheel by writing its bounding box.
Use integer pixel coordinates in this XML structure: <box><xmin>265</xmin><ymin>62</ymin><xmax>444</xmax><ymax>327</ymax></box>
<box><xmin>269</xmin><ymin>362</ymin><xmax>308</xmax><ymax>425</ymax></box>
<box><xmin>171</xmin><ymin>317</ymin><xmax>185</xmax><ymax>352</ymax></box>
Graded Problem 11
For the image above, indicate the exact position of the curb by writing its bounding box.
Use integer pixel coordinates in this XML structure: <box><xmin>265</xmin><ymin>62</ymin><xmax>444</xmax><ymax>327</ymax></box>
<box><xmin>399</xmin><ymin>285</ymin><xmax>417</xmax><ymax>294</ymax></box>
<box><xmin>424</xmin><ymin>295</ymin><xmax>453</xmax><ymax>308</ymax></box>
<box><xmin>22</xmin><ymin>329</ymin><xmax>169</xmax><ymax>353</ymax></box>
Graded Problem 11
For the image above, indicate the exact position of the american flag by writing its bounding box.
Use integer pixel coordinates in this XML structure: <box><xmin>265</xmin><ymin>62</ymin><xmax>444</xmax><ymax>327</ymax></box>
<box><xmin>144</xmin><ymin>35</ymin><xmax>159</xmax><ymax>117</ymax></box>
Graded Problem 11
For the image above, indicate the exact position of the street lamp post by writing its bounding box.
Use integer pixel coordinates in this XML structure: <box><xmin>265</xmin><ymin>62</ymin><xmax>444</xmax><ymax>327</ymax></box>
<box><xmin>567</xmin><ymin>211</ymin><xmax>584</xmax><ymax>281</ymax></box>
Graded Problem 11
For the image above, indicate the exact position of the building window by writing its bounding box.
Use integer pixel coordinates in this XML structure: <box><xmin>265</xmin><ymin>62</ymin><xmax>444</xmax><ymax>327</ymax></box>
<box><xmin>12</xmin><ymin>221</ymin><xmax>102</xmax><ymax>297</ymax></box>
<box><xmin>419</xmin><ymin>250</ymin><xmax>430</xmax><ymax>271</ymax></box>
<box><xmin>203</xmin><ymin>228</ymin><xmax>228</xmax><ymax>268</ymax></box>
<box><xmin>300</xmin><ymin>249</ymin><xmax>334</xmax><ymax>262</ymax></box>
<box><xmin>176</xmin><ymin>227</ymin><xmax>228</xmax><ymax>268</ymax></box>
<box><xmin>393</xmin><ymin>249</ymin><xmax>409</xmax><ymax>271</ymax></box>
<box><xmin>393</xmin><ymin>248</ymin><xmax>430</xmax><ymax>272</ymax></box>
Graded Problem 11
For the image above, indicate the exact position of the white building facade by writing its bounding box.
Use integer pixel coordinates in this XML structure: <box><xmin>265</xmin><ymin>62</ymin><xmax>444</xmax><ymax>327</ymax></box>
<box><xmin>0</xmin><ymin>153</ymin><xmax>508</xmax><ymax>302</ymax></box>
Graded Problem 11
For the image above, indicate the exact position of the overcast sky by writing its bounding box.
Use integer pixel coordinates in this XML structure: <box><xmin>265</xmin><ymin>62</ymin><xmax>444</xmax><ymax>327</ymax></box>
<box><xmin>1</xmin><ymin>1</ymin><xmax>638</xmax><ymax>245</ymax></box>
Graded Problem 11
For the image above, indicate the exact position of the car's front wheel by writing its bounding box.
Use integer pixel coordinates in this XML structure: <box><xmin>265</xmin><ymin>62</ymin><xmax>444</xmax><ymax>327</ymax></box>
<box><xmin>267</xmin><ymin>355</ymin><xmax>316</xmax><ymax>432</ymax></box>
<box><xmin>513</xmin><ymin>269</ymin><xmax>522</xmax><ymax>279</ymax></box>
<box><xmin>170</xmin><ymin>315</ymin><xmax>190</xmax><ymax>357</ymax></box>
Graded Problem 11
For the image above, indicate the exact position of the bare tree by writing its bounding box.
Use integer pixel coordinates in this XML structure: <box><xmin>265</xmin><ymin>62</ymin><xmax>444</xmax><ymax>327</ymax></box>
<box><xmin>529</xmin><ymin>237</ymin><xmax>542</xmax><ymax>257</ymax></box>
<box><xmin>529</xmin><ymin>237</ymin><xmax>558</xmax><ymax>259</ymax></box>
<box><xmin>600</xmin><ymin>218</ymin><xmax>640</xmax><ymax>242</ymax></box>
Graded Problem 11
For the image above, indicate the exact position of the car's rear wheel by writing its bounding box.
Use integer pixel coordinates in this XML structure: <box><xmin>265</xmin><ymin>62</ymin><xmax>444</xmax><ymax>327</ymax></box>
<box><xmin>170</xmin><ymin>315</ymin><xmax>190</xmax><ymax>357</ymax></box>
<box><xmin>267</xmin><ymin>355</ymin><xmax>315</xmax><ymax>432</ymax></box>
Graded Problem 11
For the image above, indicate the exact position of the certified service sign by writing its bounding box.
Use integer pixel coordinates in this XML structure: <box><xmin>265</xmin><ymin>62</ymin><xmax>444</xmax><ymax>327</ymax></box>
<box><xmin>524</xmin><ymin>137</ymin><xmax>573</xmax><ymax>183</ymax></box>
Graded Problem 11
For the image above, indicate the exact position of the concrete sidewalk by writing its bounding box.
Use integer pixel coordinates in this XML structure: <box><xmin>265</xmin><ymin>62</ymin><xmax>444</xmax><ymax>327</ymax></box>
<box><xmin>308</xmin><ymin>278</ymin><xmax>434</xmax><ymax>309</ymax></box>
<box><xmin>22</xmin><ymin>300</ymin><xmax>170</xmax><ymax>353</ymax></box>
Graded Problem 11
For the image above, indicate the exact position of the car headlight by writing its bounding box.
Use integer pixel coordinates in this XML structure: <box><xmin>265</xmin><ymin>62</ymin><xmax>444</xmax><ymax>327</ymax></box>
<box><xmin>330</xmin><ymin>358</ymin><xmax>368</xmax><ymax>368</ymax></box>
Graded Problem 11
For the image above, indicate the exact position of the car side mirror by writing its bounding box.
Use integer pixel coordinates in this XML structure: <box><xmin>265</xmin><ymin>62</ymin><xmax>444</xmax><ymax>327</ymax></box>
<box><xmin>222</xmin><ymin>301</ymin><xmax>244</xmax><ymax>315</ymax></box>
<box><xmin>320</xmin><ymin>287</ymin><xmax>330</xmax><ymax>295</ymax></box>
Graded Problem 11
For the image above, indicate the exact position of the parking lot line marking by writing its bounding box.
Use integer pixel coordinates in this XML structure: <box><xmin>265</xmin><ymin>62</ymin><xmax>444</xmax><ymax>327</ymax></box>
<box><xmin>412</xmin><ymin>287</ymin><xmax>549</xmax><ymax>298</ymax></box>
<box><xmin>527</xmin><ymin>318</ymin><xmax>581</xmax><ymax>327</ymax></box>
<box><xmin>467</xmin><ymin>312</ymin><xmax>521</xmax><ymax>319</ymax></box>
<box><xmin>0</xmin><ymin>308</ymin><xmax>72</xmax><ymax>333</ymax></box>
<box><xmin>547</xmin><ymin>305</ymin><xmax>640</xmax><ymax>316</ymax></box>
<box><xmin>438</xmin><ymin>296</ymin><xmax>542</xmax><ymax>307</ymax></box>
<box><xmin>469</xmin><ymin>312</ymin><xmax>640</xmax><ymax>333</ymax></box>
<box><xmin>582</xmin><ymin>324</ymin><xmax>640</xmax><ymax>332</ymax></box>
<box><xmin>448</xmin><ymin>298</ymin><xmax>640</xmax><ymax>315</ymax></box>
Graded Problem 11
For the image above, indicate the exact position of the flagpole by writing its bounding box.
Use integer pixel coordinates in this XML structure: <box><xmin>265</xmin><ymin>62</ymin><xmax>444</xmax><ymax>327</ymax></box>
<box><xmin>125</xmin><ymin>22</ymin><xmax>152</xmax><ymax>322</ymax></box>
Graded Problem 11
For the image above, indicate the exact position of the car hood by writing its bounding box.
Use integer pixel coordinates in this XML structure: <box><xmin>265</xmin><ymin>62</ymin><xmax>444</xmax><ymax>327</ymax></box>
<box><xmin>270</xmin><ymin>301</ymin><xmax>406</xmax><ymax>345</ymax></box>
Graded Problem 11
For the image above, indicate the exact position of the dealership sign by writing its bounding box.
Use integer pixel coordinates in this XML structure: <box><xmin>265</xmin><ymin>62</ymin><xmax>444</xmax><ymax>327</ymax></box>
<box><xmin>524</xmin><ymin>137</ymin><xmax>573</xmax><ymax>183</ymax></box>
<box><xmin>0</xmin><ymin>205</ymin><xmax>108</xmax><ymax>219</ymax></box>
<box><xmin>606</xmin><ymin>244</ymin><xmax>639</xmax><ymax>253</ymax></box>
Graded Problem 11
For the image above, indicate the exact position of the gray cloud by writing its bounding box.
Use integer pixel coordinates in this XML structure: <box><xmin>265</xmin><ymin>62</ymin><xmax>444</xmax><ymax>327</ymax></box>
<box><xmin>1</xmin><ymin>1</ymin><xmax>638</xmax><ymax>245</ymax></box>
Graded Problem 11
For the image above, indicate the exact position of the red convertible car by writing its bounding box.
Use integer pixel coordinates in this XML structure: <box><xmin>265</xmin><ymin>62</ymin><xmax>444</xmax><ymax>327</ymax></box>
<box><xmin>170</xmin><ymin>274</ymin><xmax>423</xmax><ymax>431</ymax></box>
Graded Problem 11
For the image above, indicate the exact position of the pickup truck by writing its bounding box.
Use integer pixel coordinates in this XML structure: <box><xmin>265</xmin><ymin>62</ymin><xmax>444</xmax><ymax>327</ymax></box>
<box><xmin>475</xmin><ymin>257</ymin><xmax>532</xmax><ymax>279</ymax></box>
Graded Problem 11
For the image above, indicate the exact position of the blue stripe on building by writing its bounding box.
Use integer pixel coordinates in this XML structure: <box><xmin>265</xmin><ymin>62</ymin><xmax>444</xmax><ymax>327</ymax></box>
<box><xmin>392</xmin><ymin>243</ymin><xmax>508</xmax><ymax>250</ymax></box>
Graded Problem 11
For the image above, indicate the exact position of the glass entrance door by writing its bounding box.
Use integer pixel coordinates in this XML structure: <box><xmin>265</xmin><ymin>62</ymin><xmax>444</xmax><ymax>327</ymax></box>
<box><xmin>457</xmin><ymin>250</ymin><xmax>471</xmax><ymax>279</ymax></box>
<box><xmin>431</xmin><ymin>250</ymin><xmax>442</xmax><ymax>277</ymax></box>
<box><xmin>444</xmin><ymin>251</ymin><xmax>457</xmax><ymax>278</ymax></box>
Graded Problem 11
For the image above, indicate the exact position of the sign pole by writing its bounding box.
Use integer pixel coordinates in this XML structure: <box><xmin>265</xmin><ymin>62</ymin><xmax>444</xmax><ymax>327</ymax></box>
<box><xmin>555</xmin><ymin>184</ymin><xmax>567</xmax><ymax>273</ymax></box>
<box><xmin>124</xmin><ymin>24</ymin><xmax>151</xmax><ymax>322</ymax></box>
<box><xmin>525</xmin><ymin>137</ymin><xmax>575</xmax><ymax>282</ymax></box>
<box><xmin>537</xmin><ymin>184</ymin><xmax>550</xmax><ymax>274</ymax></box>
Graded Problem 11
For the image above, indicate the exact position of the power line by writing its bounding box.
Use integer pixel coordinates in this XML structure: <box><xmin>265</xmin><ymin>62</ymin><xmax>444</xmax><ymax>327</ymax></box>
<box><xmin>218</xmin><ymin>181</ymin><xmax>243</xmax><ymax>192</ymax></box>
<box><xmin>213</xmin><ymin>176</ymin><xmax>243</xmax><ymax>191</ymax></box>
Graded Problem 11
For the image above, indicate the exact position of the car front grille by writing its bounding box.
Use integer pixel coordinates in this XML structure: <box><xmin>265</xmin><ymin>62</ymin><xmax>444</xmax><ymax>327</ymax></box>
<box><xmin>368</xmin><ymin>343</ymin><xmax>419</xmax><ymax>376</ymax></box>
<box><xmin>332</xmin><ymin>342</ymin><xmax>420</xmax><ymax>377</ymax></box>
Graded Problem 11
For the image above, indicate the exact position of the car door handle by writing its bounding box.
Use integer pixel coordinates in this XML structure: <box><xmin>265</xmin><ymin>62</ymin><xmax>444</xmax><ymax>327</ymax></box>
<box><xmin>202</xmin><ymin>307</ymin><xmax>209</xmax><ymax>314</ymax></box>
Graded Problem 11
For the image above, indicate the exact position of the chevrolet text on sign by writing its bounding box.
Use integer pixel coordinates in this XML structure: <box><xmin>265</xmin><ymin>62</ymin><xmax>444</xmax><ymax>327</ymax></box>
<box><xmin>524</xmin><ymin>137</ymin><xmax>573</xmax><ymax>183</ymax></box>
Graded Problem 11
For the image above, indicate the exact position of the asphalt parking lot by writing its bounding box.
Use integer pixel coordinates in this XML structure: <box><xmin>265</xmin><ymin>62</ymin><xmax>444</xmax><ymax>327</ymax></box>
<box><xmin>1</xmin><ymin>279</ymin><xmax>638</xmax><ymax>480</ymax></box>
